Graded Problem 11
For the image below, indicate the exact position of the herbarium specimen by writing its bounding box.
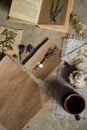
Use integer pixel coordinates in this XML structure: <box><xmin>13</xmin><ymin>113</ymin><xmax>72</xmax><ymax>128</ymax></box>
<box><xmin>72</xmin><ymin>48</ymin><xmax>87</xmax><ymax>66</ymax></box>
<box><xmin>34</xmin><ymin>46</ymin><xmax>57</xmax><ymax>70</ymax></box>
<box><xmin>0</xmin><ymin>28</ymin><xmax>17</xmax><ymax>53</ymax></box>
<box><xmin>49</xmin><ymin>0</ymin><xmax>64</xmax><ymax>22</ymax></box>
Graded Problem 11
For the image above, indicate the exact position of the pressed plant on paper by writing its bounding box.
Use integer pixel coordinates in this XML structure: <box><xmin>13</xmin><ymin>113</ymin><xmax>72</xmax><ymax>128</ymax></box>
<box><xmin>0</xmin><ymin>28</ymin><xmax>17</xmax><ymax>53</ymax></box>
<box><xmin>49</xmin><ymin>0</ymin><xmax>64</xmax><ymax>22</ymax></box>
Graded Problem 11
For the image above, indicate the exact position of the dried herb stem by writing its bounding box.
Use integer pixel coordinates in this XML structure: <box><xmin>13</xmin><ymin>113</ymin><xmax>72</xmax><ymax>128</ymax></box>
<box><xmin>49</xmin><ymin>0</ymin><xmax>64</xmax><ymax>22</ymax></box>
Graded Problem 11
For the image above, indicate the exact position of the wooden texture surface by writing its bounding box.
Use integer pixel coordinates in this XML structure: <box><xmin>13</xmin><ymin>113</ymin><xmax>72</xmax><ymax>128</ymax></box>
<box><xmin>0</xmin><ymin>56</ymin><xmax>49</xmax><ymax>130</ymax></box>
<box><xmin>25</xmin><ymin>39</ymin><xmax>61</xmax><ymax>80</ymax></box>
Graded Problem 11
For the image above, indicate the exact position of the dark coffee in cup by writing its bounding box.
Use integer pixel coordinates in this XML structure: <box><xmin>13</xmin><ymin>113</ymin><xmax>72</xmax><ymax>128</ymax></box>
<box><xmin>63</xmin><ymin>93</ymin><xmax>86</xmax><ymax>120</ymax></box>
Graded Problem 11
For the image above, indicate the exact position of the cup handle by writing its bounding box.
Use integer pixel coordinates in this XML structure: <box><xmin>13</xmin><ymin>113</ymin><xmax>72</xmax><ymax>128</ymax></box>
<box><xmin>75</xmin><ymin>115</ymin><xmax>80</xmax><ymax>120</ymax></box>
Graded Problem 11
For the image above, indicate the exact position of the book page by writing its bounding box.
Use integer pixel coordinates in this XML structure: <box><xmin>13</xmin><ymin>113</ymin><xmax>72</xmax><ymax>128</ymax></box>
<box><xmin>68</xmin><ymin>43</ymin><xmax>87</xmax><ymax>70</ymax></box>
<box><xmin>9</xmin><ymin>0</ymin><xmax>42</xmax><ymax>23</ymax></box>
<box><xmin>38</xmin><ymin>0</ymin><xmax>68</xmax><ymax>25</ymax></box>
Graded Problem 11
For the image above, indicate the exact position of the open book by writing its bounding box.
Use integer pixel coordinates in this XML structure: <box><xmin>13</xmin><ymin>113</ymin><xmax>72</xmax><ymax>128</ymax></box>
<box><xmin>8</xmin><ymin>0</ymin><xmax>73</xmax><ymax>32</ymax></box>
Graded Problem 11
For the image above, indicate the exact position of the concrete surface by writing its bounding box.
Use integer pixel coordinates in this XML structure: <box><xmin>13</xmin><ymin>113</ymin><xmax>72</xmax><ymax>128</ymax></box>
<box><xmin>0</xmin><ymin>0</ymin><xmax>87</xmax><ymax>130</ymax></box>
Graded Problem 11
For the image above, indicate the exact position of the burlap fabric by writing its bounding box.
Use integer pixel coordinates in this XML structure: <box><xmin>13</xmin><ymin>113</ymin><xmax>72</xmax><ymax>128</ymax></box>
<box><xmin>52</xmin><ymin>35</ymin><xmax>87</xmax><ymax>120</ymax></box>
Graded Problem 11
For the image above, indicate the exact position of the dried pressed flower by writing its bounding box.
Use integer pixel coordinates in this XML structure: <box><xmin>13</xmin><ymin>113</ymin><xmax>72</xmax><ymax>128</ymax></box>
<box><xmin>70</xmin><ymin>14</ymin><xmax>86</xmax><ymax>36</ymax></box>
<box><xmin>49</xmin><ymin>0</ymin><xmax>64</xmax><ymax>22</ymax></box>
<box><xmin>0</xmin><ymin>28</ymin><xmax>17</xmax><ymax>53</ymax></box>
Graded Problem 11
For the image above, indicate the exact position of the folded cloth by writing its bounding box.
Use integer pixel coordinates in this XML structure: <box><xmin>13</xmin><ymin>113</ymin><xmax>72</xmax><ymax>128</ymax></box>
<box><xmin>52</xmin><ymin>35</ymin><xmax>87</xmax><ymax>120</ymax></box>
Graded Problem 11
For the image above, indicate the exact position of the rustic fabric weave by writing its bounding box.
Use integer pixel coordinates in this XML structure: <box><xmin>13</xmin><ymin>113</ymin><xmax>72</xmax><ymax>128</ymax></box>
<box><xmin>52</xmin><ymin>36</ymin><xmax>87</xmax><ymax>119</ymax></box>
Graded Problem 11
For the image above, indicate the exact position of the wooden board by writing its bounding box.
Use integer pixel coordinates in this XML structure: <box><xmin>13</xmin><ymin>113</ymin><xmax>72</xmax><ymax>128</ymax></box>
<box><xmin>0</xmin><ymin>56</ymin><xmax>49</xmax><ymax>130</ymax></box>
<box><xmin>25</xmin><ymin>39</ymin><xmax>61</xmax><ymax>80</ymax></box>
